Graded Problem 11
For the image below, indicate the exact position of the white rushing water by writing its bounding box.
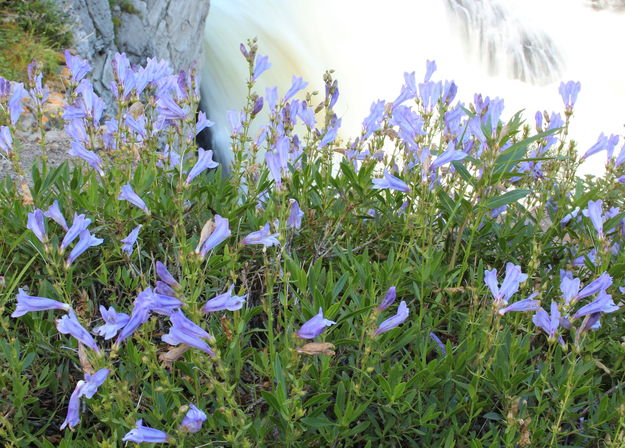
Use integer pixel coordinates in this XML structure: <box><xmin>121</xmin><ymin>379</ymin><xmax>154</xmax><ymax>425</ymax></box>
<box><xmin>201</xmin><ymin>0</ymin><xmax>625</xmax><ymax>174</ymax></box>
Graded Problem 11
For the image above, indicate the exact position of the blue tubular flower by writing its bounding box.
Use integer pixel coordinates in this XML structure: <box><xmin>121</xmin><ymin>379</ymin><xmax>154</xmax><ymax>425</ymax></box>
<box><xmin>240</xmin><ymin>223</ymin><xmax>280</xmax><ymax>247</ymax></box>
<box><xmin>265</xmin><ymin>151</ymin><xmax>282</xmax><ymax>188</ymax></box>
<box><xmin>180</xmin><ymin>404</ymin><xmax>207</xmax><ymax>433</ymax></box>
<box><xmin>372</xmin><ymin>170</ymin><xmax>410</xmax><ymax>193</ymax></box>
<box><xmin>60</xmin><ymin>213</ymin><xmax>91</xmax><ymax>252</ymax></box>
<box><xmin>561</xmin><ymin>276</ymin><xmax>581</xmax><ymax>306</ymax></box>
<box><xmin>170</xmin><ymin>310</ymin><xmax>215</xmax><ymax>342</ymax></box>
<box><xmin>558</xmin><ymin>81</ymin><xmax>581</xmax><ymax>111</ymax></box>
<box><xmin>253</xmin><ymin>54</ymin><xmax>271</xmax><ymax>80</ymax></box>
<box><xmin>298</xmin><ymin>103</ymin><xmax>316</xmax><ymax>127</ymax></box>
<box><xmin>155</xmin><ymin>281</ymin><xmax>176</xmax><ymax>297</ymax></box>
<box><xmin>374</xmin><ymin>301</ymin><xmax>409</xmax><ymax>335</ymax></box>
<box><xmin>287</xmin><ymin>199</ymin><xmax>304</xmax><ymax>230</ymax></box>
<box><xmin>60</xmin><ymin>380</ymin><xmax>85</xmax><ymax>430</ymax></box>
<box><xmin>93</xmin><ymin>306</ymin><xmax>130</xmax><ymax>340</ymax></box>
<box><xmin>27</xmin><ymin>209</ymin><xmax>47</xmax><ymax>244</ymax></box>
<box><xmin>430</xmin><ymin>143</ymin><xmax>468</xmax><ymax>171</ymax></box>
<box><xmin>196</xmin><ymin>111</ymin><xmax>214</xmax><ymax>136</ymax></box>
<box><xmin>319</xmin><ymin>118</ymin><xmax>342</xmax><ymax>148</ymax></box>
<box><xmin>198</xmin><ymin>215</ymin><xmax>231</xmax><ymax>257</ymax></box>
<box><xmin>8</xmin><ymin>82</ymin><xmax>27</xmax><ymax>125</ymax></box>
<box><xmin>226</xmin><ymin>110</ymin><xmax>244</xmax><ymax>134</ymax></box>
<box><xmin>582</xmin><ymin>199</ymin><xmax>604</xmax><ymax>238</ymax></box>
<box><xmin>424</xmin><ymin>60</ymin><xmax>437</xmax><ymax>82</ymax></box>
<box><xmin>429</xmin><ymin>332</ymin><xmax>446</xmax><ymax>355</ymax></box>
<box><xmin>582</xmin><ymin>133</ymin><xmax>609</xmax><ymax>160</ymax></box>
<box><xmin>64</xmin><ymin>50</ymin><xmax>91</xmax><ymax>85</ymax></box>
<box><xmin>578</xmin><ymin>273</ymin><xmax>612</xmax><ymax>301</ymax></box>
<box><xmin>115</xmin><ymin>305</ymin><xmax>150</xmax><ymax>346</ymax></box>
<box><xmin>418</xmin><ymin>81</ymin><xmax>442</xmax><ymax>113</ymax></box>
<box><xmin>157</xmin><ymin>95</ymin><xmax>187</xmax><ymax>121</ymax></box>
<box><xmin>162</xmin><ymin>326</ymin><xmax>215</xmax><ymax>355</ymax></box>
<box><xmin>118</xmin><ymin>184</ymin><xmax>150</xmax><ymax>215</ymax></box>
<box><xmin>123</xmin><ymin>420</ymin><xmax>172</xmax><ymax>443</ymax></box>
<box><xmin>573</xmin><ymin>290</ymin><xmax>619</xmax><ymax>319</ymax></box>
<box><xmin>498</xmin><ymin>293</ymin><xmax>540</xmax><ymax>315</ymax></box>
<box><xmin>202</xmin><ymin>285</ymin><xmax>247</xmax><ymax>313</ymax></box>
<box><xmin>56</xmin><ymin>309</ymin><xmax>100</xmax><ymax>352</ymax></box>
<box><xmin>485</xmin><ymin>263</ymin><xmax>528</xmax><ymax>306</ymax></box>
<box><xmin>81</xmin><ymin>368</ymin><xmax>110</xmax><ymax>398</ymax></box>
<box><xmin>155</xmin><ymin>261</ymin><xmax>180</xmax><ymax>289</ymax></box>
<box><xmin>44</xmin><ymin>200</ymin><xmax>68</xmax><ymax>231</ymax></box>
<box><xmin>266</xmin><ymin>86</ymin><xmax>278</xmax><ymax>111</ymax></box>
<box><xmin>66</xmin><ymin>230</ymin><xmax>103</xmax><ymax>267</ymax></box>
<box><xmin>121</xmin><ymin>225</ymin><xmax>142</xmax><ymax>256</ymax></box>
<box><xmin>362</xmin><ymin>100</ymin><xmax>386</xmax><ymax>139</ymax></box>
<box><xmin>0</xmin><ymin>125</ymin><xmax>12</xmax><ymax>156</ymax></box>
<box><xmin>533</xmin><ymin>301</ymin><xmax>561</xmax><ymax>342</ymax></box>
<box><xmin>11</xmin><ymin>288</ymin><xmax>70</xmax><ymax>317</ymax></box>
<box><xmin>185</xmin><ymin>148</ymin><xmax>219</xmax><ymax>185</ymax></box>
<box><xmin>377</xmin><ymin>286</ymin><xmax>397</xmax><ymax>311</ymax></box>
<box><xmin>296</xmin><ymin>307</ymin><xmax>336</xmax><ymax>339</ymax></box>
<box><xmin>284</xmin><ymin>75</ymin><xmax>308</xmax><ymax>101</ymax></box>
<box><xmin>560</xmin><ymin>206</ymin><xmax>580</xmax><ymax>226</ymax></box>
<box><xmin>68</xmin><ymin>141</ymin><xmax>104</xmax><ymax>176</ymax></box>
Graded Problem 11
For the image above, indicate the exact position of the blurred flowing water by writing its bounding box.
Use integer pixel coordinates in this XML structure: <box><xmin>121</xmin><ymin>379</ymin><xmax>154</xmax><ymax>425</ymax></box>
<box><xmin>201</xmin><ymin>0</ymin><xmax>625</xmax><ymax>174</ymax></box>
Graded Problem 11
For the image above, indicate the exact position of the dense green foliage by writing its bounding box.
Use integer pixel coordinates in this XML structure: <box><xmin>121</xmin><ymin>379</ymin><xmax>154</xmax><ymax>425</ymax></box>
<box><xmin>1</xmin><ymin>47</ymin><xmax>625</xmax><ymax>447</ymax></box>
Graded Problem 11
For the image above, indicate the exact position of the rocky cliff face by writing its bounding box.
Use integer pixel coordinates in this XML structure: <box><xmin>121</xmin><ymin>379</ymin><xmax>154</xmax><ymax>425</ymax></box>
<box><xmin>52</xmin><ymin>0</ymin><xmax>210</xmax><ymax>106</ymax></box>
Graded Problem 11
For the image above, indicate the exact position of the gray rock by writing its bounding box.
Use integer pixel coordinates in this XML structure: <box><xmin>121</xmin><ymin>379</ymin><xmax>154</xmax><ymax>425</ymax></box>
<box><xmin>51</xmin><ymin>0</ymin><xmax>210</xmax><ymax>109</ymax></box>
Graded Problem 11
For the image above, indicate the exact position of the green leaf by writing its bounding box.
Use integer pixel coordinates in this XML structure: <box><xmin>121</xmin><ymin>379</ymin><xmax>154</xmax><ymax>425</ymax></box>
<box><xmin>485</xmin><ymin>189</ymin><xmax>531</xmax><ymax>210</ymax></box>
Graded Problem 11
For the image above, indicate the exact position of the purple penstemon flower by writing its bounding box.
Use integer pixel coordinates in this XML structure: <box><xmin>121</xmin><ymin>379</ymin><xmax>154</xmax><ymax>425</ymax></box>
<box><xmin>155</xmin><ymin>281</ymin><xmax>176</xmax><ymax>297</ymax></box>
<box><xmin>157</xmin><ymin>95</ymin><xmax>188</xmax><ymax>121</ymax></box>
<box><xmin>0</xmin><ymin>125</ymin><xmax>12</xmax><ymax>156</ymax></box>
<box><xmin>66</xmin><ymin>230</ymin><xmax>103</xmax><ymax>268</ymax></box>
<box><xmin>429</xmin><ymin>332</ymin><xmax>446</xmax><ymax>355</ymax></box>
<box><xmin>560</xmin><ymin>206</ymin><xmax>580</xmax><ymax>226</ymax></box>
<box><xmin>68</xmin><ymin>141</ymin><xmax>104</xmax><ymax>176</ymax></box>
<box><xmin>118</xmin><ymin>184</ymin><xmax>150</xmax><ymax>215</ymax></box>
<box><xmin>60</xmin><ymin>213</ymin><xmax>91</xmax><ymax>252</ymax></box>
<box><xmin>123</xmin><ymin>420</ymin><xmax>172</xmax><ymax>443</ymax></box>
<box><xmin>56</xmin><ymin>309</ymin><xmax>100</xmax><ymax>352</ymax></box>
<box><xmin>180</xmin><ymin>404</ymin><xmax>207</xmax><ymax>433</ymax></box>
<box><xmin>533</xmin><ymin>302</ymin><xmax>562</xmax><ymax>343</ymax></box>
<box><xmin>296</xmin><ymin>307</ymin><xmax>336</xmax><ymax>339</ymax></box>
<box><xmin>362</xmin><ymin>100</ymin><xmax>386</xmax><ymax>139</ymax></box>
<box><xmin>44</xmin><ymin>200</ymin><xmax>68</xmax><ymax>231</ymax></box>
<box><xmin>185</xmin><ymin>148</ymin><xmax>219</xmax><ymax>185</ymax></box>
<box><xmin>59</xmin><ymin>367</ymin><xmax>110</xmax><ymax>430</ymax></box>
<box><xmin>121</xmin><ymin>225</ymin><xmax>142</xmax><ymax>256</ymax></box>
<box><xmin>197</xmin><ymin>214</ymin><xmax>231</xmax><ymax>257</ymax></box>
<box><xmin>430</xmin><ymin>144</ymin><xmax>468</xmax><ymax>171</ymax></box>
<box><xmin>8</xmin><ymin>82</ymin><xmax>28</xmax><ymax>125</ymax></box>
<box><xmin>266</xmin><ymin>151</ymin><xmax>283</xmax><ymax>188</ymax></box>
<box><xmin>93</xmin><ymin>306</ymin><xmax>130</xmax><ymax>340</ymax></box>
<box><xmin>284</xmin><ymin>75</ymin><xmax>308</xmax><ymax>101</ymax></box>
<box><xmin>64</xmin><ymin>50</ymin><xmax>91</xmax><ymax>85</ymax></box>
<box><xmin>196</xmin><ymin>111</ymin><xmax>214</xmax><ymax>135</ymax></box>
<box><xmin>377</xmin><ymin>286</ymin><xmax>397</xmax><ymax>312</ymax></box>
<box><xmin>497</xmin><ymin>293</ymin><xmax>540</xmax><ymax>315</ymax></box>
<box><xmin>240</xmin><ymin>223</ymin><xmax>280</xmax><ymax>247</ymax></box>
<box><xmin>11</xmin><ymin>288</ymin><xmax>70</xmax><ymax>317</ymax></box>
<box><xmin>27</xmin><ymin>209</ymin><xmax>48</xmax><ymax>245</ymax></box>
<box><xmin>582</xmin><ymin>200</ymin><xmax>604</xmax><ymax>238</ymax></box>
<box><xmin>202</xmin><ymin>285</ymin><xmax>247</xmax><ymax>313</ymax></box>
<box><xmin>170</xmin><ymin>310</ymin><xmax>215</xmax><ymax>342</ymax></box>
<box><xmin>572</xmin><ymin>290</ymin><xmax>619</xmax><ymax>319</ymax></box>
<box><xmin>374</xmin><ymin>301</ymin><xmax>409</xmax><ymax>335</ymax></box>
<box><xmin>287</xmin><ymin>199</ymin><xmax>304</xmax><ymax>230</ymax></box>
<box><xmin>252</xmin><ymin>95</ymin><xmax>264</xmax><ymax>117</ymax></box>
<box><xmin>319</xmin><ymin>118</ymin><xmax>341</xmax><ymax>148</ymax></box>
<box><xmin>484</xmin><ymin>263</ymin><xmax>529</xmax><ymax>307</ymax></box>
<box><xmin>162</xmin><ymin>310</ymin><xmax>215</xmax><ymax>356</ymax></box>
<box><xmin>115</xmin><ymin>304</ymin><xmax>150</xmax><ymax>346</ymax></box>
<box><xmin>227</xmin><ymin>110</ymin><xmax>244</xmax><ymax>134</ymax></box>
<box><xmin>578</xmin><ymin>273</ymin><xmax>613</xmax><ymax>300</ymax></box>
<box><xmin>559</xmin><ymin>81</ymin><xmax>581</xmax><ymax>111</ymax></box>
<box><xmin>372</xmin><ymin>170</ymin><xmax>411</xmax><ymax>193</ymax></box>
<box><xmin>253</xmin><ymin>54</ymin><xmax>271</xmax><ymax>80</ymax></box>
<box><xmin>156</xmin><ymin>261</ymin><xmax>181</xmax><ymax>289</ymax></box>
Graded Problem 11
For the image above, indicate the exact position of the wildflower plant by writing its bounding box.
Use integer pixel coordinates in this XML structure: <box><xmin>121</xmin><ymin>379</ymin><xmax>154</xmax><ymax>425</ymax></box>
<box><xmin>1</xmin><ymin>42</ymin><xmax>625</xmax><ymax>447</ymax></box>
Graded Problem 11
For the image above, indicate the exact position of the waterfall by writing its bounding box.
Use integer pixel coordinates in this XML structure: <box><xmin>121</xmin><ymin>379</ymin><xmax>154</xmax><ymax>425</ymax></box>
<box><xmin>201</xmin><ymin>0</ymin><xmax>625</xmax><ymax>174</ymax></box>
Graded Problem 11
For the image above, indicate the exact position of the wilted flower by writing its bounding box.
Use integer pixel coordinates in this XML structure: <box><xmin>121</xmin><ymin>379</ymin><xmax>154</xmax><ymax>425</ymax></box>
<box><xmin>297</xmin><ymin>307</ymin><xmax>336</xmax><ymax>339</ymax></box>
<box><xmin>202</xmin><ymin>285</ymin><xmax>247</xmax><ymax>313</ymax></box>
<box><xmin>377</xmin><ymin>286</ymin><xmax>397</xmax><ymax>311</ymax></box>
<box><xmin>11</xmin><ymin>288</ymin><xmax>70</xmax><ymax>317</ymax></box>
<box><xmin>66</xmin><ymin>230</ymin><xmax>103</xmax><ymax>267</ymax></box>
<box><xmin>56</xmin><ymin>309</ymin><xmax>100</xmax><ymax>352</ymax></box>
<box><xmin>121</xmin><ymin>225</ymin><xmax>142</xmax><ymax>255</ymax></box>
<box><xmin>118</xmin><ymin>184</ymin><xmax>150</xmax><ymax>215</ymax></box>
<box><xmin>180</xmin><ymin>404</ymin><xmax>207</xmax><ymax>433</ymax></box>
<box><xmin>197</xmin><ymin>214</ymin><xmax>231</xmax><ymax>257</ymax></box>
<box><xmin>375</xmin><ymin>301</ymin><xmax>409</xmax><ymax>335</ymax></box>
<box><xmin>27</xmin><ymin>209</ymin><xmax>47</xmax><ymax>244</ymax></box>
<box><xmin>60</xmin><ymin>213</ymin><xmax>92</xmax><ymax>252</ymax></box>
<box><xmin>93</xmin><ymin>306</ymin><xmax>130</xmax><ymax>340</ymax></box>
<box><xmin>44</xmin><ymin>200</ymin><xmax>68</xmax><ymax>231</ymax></box>
<box><xmin>287</xmin><ymin>199</ymin><xmax>304</xmax><ymax>230</ymax></box>
<box><xmin>123</xmin><ymin>420</ymin><xmax>172</xmax><ymax>443</ymax></box>
<box><xmin>372</xmin><ymin>170</ymin><xmax>410</xmax><ymax>193</ymax></box>
<box><xmin>185</xmin><ymin>148</ymin><xmax>219</xmax><ymax>184</ymax></box>
<box><xmin>240</xmin><ymin>223</ymin><xmax>280</xmax><ymax>247</ymax></box>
